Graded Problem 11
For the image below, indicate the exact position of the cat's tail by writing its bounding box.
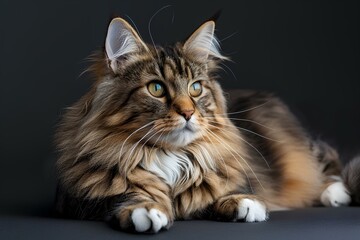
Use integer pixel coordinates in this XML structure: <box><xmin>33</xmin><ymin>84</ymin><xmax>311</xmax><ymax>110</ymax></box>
<box><xmin>343</xmin><ymin>156</ymin><xmax>360</xmax><ymax>205</ymax></box>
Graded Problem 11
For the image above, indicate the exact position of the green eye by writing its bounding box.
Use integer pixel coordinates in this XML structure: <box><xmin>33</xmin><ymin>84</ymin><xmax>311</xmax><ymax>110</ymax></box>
<box><xmin>189</xmin><ymin>81</ymin><xmax>202</xmax><ymax>97</ymax></box>
<box><xmin>148</xmin><ymin>81</ymin><xmax>165</xmax><ymax>98</ymax></box>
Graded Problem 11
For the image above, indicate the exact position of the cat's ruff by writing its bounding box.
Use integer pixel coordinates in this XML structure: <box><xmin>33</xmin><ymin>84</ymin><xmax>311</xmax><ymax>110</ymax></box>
<box><xmin>142</xmin><ymin>149</ymin><xmax>196</xmax><ymax>187</ymax></box>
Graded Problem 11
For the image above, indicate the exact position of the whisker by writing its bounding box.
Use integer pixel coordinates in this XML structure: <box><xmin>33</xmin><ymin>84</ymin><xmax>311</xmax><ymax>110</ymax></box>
<box><xmin>125</xmin><ymin>15</ymin><xmax>143</xmax><ymax>40</ymax></box>
<box><xmin>140</xmin><ymin>127</ymin><xmax>165</xmax><ymax>163</ymax></box>
<box><xmin>220</xmin><ymin>31</ymin><xmax>238</xmax><ymax>42</ymax></box>
<box><xmin>204</xmin><ymin>116</ymin><xmax>276</xmax><ymax>131</ymax></box>
<box><xmin>213</xmin><ymin>100</ymin><xmax>271</xmax><ymax>116</ymax></box>
<box><xmin>171</xmin><ymin>8</ymin><xmax>175</xmax><ymax>23</ymax></box>
<box><xmin>206</xmin><ymin>119</ymin><xmax>281</xmax><ymax>142</ymax></box>
<box><xmin>125</xmin><ymin>125</ymin><xmax>157</xmax><ymax>170</ymax></box>
<box><xmin>205</xmin><ymin>127</ymin><xmax>265</xmax><ymax>191</ymax></box>
<box><xmin>148</xmin><ymin>5</ymin><xmax>172</xmax><ymax>60</ymax></box>
<box><xmin>237</xmin><ymin>127</ymin><xmax>280</xmax><ymax>142</ymax></box>
<box><xmin>207</xmin><ymin>122</ymin><xmax>270</xmax><ymax>169</ymax></box>
<box><xmin>140</xmin><ymin>128</ymin><xmax>161</xmax><ymax>149</ymax></box>
<box><xmin>203</xmin><ymin>128</ymin><xmax>255</xmax><ymax>193</ymax></box>
<box><xmin>201</xmin><ymin>134</ymin><xmax>230</xmax><ymax>189</ymax></box>
<box><xmin>142</xmin><ymin>129</ymin><xmax>165</xmax><ymax>164</ymax></box>
<box><xmin>157</xmin><ymin>122</ymin><xmax>175</xmax><ymax>150</ymax></box>
<box><xmin>140</xmin><ymin>128</ymin><xmax>164</xmax><ymax>164</ymax></box>
<box><xmin>128</xmin><ymin>125</ymin><xmax>156</xmax><ymax>157</ymax></box>
<box><xmin>119</xmin><ymin>121</ymin><xmax>155</xmax><ymax>163</ymax></box>
<box><xmin>220</xmin><ymin>62</ymin><xmax>238</xmax><ymax>81</ymax></box>
<box><xmin>151</xmin><ymin>129</ymin><xmax>165</xmax><ymax>151</ymax></box>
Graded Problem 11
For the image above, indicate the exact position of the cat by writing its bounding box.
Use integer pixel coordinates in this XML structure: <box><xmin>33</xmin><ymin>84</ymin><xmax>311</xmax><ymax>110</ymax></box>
<box><xmin>55</xmin><ymin>17</ymin><xmax>360</xmax><ymax>233</ymax></box>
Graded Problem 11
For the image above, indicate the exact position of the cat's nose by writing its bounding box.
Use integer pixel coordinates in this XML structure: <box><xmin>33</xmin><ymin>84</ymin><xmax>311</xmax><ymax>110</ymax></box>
<box><xmin>173</xmin><ymin>97</ymin><xmax>195</xmax><ymax>121</ymax></box>
<box><xmin>180</xmin><ymin>109</ymin><xmax>194</xmax><ymax>121</ymax></box>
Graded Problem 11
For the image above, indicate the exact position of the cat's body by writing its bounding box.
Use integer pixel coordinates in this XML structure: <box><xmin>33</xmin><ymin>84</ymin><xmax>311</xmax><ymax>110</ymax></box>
<box><xmin>55</xmin><ymin>18</ymin><xmax>359</xmax><ymax>233</ymax></box>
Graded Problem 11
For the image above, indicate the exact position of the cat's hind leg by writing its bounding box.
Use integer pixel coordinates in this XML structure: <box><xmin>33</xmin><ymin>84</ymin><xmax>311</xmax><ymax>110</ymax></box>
<box><xmin>321</xmin><ymin>181</ymin><xmax>351</xmax><ymax>207</ymax></box>
<box><xmin>313</xmin><ymin>140</ymin><xmax>351</xmax><ymax>207</ymax></box>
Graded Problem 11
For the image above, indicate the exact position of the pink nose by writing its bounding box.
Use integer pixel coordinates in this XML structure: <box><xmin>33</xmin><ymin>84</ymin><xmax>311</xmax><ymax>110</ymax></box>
<box><xmin>180</xmin><ymin>110</ymin><xmax>194</xmax><ymax>121</ymax></box>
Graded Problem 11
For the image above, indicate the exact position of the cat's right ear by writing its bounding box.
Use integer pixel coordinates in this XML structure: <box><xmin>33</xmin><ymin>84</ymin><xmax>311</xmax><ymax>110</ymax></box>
<box><xmin>105</xmin><ymin>18</ymin><xmax>148</xmax><ymax>72</ymax></box>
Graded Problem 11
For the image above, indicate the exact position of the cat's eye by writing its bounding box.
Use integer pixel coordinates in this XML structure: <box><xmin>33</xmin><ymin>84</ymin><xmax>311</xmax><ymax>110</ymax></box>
<box><xmin>189</xmin><ymin>81</ymin><xmax>202</xmax><ymax>97</ymax></box>
<box><xmin>148</xmin><ymin>81</ymin><xmax>166</xmax><ymax>98</ymax></box>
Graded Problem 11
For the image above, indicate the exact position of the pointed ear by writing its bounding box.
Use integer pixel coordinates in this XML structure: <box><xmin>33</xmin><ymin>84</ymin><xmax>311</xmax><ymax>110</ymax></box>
<box><xmin>105</xmin><ymin>18</ymin><xmax>148</xmax><ymax>71</ymax></box>
<box><xmin>183</xmin><ymin>21</ymin><xmax>226</xmax><ymax>62</ymax></box>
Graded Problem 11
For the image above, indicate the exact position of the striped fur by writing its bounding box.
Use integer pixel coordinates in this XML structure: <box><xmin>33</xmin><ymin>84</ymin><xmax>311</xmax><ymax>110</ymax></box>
<box><xmin>55</xmin><ymin>17</ymin><xmax>357</xmax><ymax>233</ymax></box>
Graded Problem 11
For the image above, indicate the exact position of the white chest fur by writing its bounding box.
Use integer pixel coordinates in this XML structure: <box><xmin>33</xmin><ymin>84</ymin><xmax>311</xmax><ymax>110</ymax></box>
<box><xmin>141</xmin><ymin>150</ymin><xmax>195</xmax><ymax>187</ymax></box>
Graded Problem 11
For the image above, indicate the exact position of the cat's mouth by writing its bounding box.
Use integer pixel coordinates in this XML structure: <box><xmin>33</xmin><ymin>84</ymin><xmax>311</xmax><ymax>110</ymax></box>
<box><xmin>172</xmin><ymin>121</ymin><xmax>197</xmax><ymax>136</ymax></box>
<box><xmin>160</xmin><ymin>119</ymin><xmax>200</xmax><ymax>148</ymax></box>
<box><xmin>183</xmin><ymin>122</ymin><xmax>196</xmax><ymax>132</ymax></box>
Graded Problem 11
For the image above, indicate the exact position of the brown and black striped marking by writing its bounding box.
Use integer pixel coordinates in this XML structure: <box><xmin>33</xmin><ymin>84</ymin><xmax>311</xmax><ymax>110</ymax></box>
<box><xmin>55</xmin><ymin>17</ymin><xmax>355</xmax><ymax>233</ymax></box>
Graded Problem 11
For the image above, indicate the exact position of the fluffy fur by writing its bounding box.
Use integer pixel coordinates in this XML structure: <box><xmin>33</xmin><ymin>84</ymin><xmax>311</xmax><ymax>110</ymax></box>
<box><xmin>55</xmin><ymin>17</ymin><xmax>360</xmax><ymax>233</ymax></box>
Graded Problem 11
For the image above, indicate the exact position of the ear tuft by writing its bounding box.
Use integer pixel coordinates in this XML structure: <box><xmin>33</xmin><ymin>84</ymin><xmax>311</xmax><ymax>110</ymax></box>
<box><xmin>105</xmin><ymin>18</ymin><xmax>147</xmax><ymax>71</ymax></box>
<box><xmin>183</xmin><ymin>21</ymin><xmax>227</xmax><ymax>62</ymax></box>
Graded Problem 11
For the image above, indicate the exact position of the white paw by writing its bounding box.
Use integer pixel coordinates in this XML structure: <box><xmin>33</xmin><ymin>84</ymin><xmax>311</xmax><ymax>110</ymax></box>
<box><xmin>131</xmin><ymin>208</ymin><xmax>168</xmax><ymax>233</ymax></box>
<box><xmin>321</xmin><ymin>182</ymin><xmax>351</xmax><ymax>207</ymax></box>
<box><xmin>237</xmin><ymin>199</ymin><xmax>268</xmax><ymax>222</ymax></box>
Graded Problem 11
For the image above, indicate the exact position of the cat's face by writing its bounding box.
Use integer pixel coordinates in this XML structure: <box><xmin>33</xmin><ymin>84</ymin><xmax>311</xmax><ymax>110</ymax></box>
<box><xmin>92</xmin><ymin>18</ymin><xmax>228</xmax><ymax>149</ymax></box>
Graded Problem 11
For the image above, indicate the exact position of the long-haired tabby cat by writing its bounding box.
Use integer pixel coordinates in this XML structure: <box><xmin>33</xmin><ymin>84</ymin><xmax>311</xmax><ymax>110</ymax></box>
<box><xmin>55</xmin><ymin>17</ymin><xmax>360</xmax><ymax>233</ymax></box>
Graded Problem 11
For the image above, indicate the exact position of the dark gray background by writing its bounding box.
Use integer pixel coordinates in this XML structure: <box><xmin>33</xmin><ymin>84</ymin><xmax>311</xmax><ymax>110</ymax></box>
<box><xmin>0</xmin><ymin>0</ymin><xmax>359</xmax><ymax>215</ymax></box>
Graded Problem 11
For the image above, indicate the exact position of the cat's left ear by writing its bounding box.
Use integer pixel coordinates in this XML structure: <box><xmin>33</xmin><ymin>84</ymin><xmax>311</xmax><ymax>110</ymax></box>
<box><xmin>183</xmin><ymin>21</ymin><xmax>227</xmax><ymax>62</ymax></box>
<box><xmin>105</xmin><ymin>18</ymin><xmax>149</xmax><ymax>71</ymax></box>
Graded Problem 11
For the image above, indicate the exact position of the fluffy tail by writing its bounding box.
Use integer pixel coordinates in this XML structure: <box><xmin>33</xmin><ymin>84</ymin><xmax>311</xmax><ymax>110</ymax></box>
<box><xmin>342</xmin><ymin>156</ymin><xmax>360</xmax><ymax>205</ymax></box>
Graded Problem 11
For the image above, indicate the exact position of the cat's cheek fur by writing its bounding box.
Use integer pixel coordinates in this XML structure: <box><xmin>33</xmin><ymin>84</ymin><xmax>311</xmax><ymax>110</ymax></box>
<box><xmin>320</xmin><ymin>182</ymin><xmax>351</xmax><ymax>207</ymax></box>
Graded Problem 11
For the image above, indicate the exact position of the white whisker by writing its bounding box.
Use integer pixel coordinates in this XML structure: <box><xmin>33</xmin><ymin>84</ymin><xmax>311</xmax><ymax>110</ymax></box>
<box><xmin>207</xmin><ymin>122</ymin><xmax>270</xmax><ymax>169</ymax></box>
<box><xmin>203</xmin><ymin>128</ymin><xmax>255</xmax><ymax>193</ymax></box>
<box><xmin>151</xmin><ymin>129</ymin><xmax>165</xmax><ymax>150</ymax></box>
<box><xmin>206</xmin><ymin>119</ymin><xmax>281</xmax><ymax>142</ymax></box>
<box><xmin>118</xmin><ymin>121</ymin><xmax>155</xmax><ymax>163</ymax></box>
<box><xmin>214</xmin><ymin>100</ymin><xmax>271</xmax><ymax>116</ymax></box>
<box><xmin>220</xmin><ymin>62</ymin><xmax>238</xmax><ymax>81</ymax></box>
<box><xmin>140</xmin><ymin>128</ymin><xmax>160</xmax><ymax>149</ymax></box>
<box><xmin>125</xmin><ymin>125</ymin><xmax>156</xmax><ymax>170</ymax></box>
<box><xmin>201</xmin><ymin>134</ymin><xmax>229</xmax><ymax>189</ymax></box>
<box><xmin>148</xmin><ymin>5</ymin><xmax>172</xmax><ymax>60</ymax></box>
<box><xmin>128</xmin><ymin>126</ymin><xmax>156</xmax><ymax>156</ymax></box>
<box><xmin>220</xmin><ymin>31</ymin><xmax>238</xmax><ymax>42</ymax></box>
<box><xmin>204</xmin><ymin>116</ymin><xmax>276</xmax><ymax>131</ymax></box>
<box><xmin>125</xmin><ymin>15</ymin><xmax>143</xmax><ymax>41</ymax></box>
<box><xmin>205</xmin><ymin>127</ymin><xmax>265</xmax><ymax>191</ymax></box>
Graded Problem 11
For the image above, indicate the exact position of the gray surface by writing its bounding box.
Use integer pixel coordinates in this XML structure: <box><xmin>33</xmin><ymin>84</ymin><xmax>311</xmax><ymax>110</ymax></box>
<box><xmin>1</xmin><ymin>208</ymin><xmax>360</xmax><ymax>240</ymax></box>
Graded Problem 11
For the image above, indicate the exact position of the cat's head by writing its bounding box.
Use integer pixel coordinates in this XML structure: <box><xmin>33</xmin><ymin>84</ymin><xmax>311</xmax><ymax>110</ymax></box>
<box><xmin>90</xmin><ymin>17</ymin><xmax>229</xmax><ymax>149</ymax></box>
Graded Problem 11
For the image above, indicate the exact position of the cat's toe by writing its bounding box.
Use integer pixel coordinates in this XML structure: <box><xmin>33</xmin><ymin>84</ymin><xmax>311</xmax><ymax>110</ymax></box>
<box><xmin>321</xmin><ymin>182</ymin><xmax>351</xmax><ymax>207</ymax></box>
<box><xmin>237</xmin><ymin>199</ymin><xmax>268</xmax><ymax>222</ymax></box>
<box><xmin>131</xmin><ymin>208</ymin><xmax>168</xmax><ymax>233</ymax></box>
<box><xmin>147</xmin><ymin>209</ymin><xmax>169</xmax><ymax>232</ymax></box>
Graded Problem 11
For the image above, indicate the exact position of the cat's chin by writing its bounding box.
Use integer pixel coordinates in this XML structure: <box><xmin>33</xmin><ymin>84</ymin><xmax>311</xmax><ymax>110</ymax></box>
<box><xmin>162</xmin><ymin>128</ymin><xmax>200</xmax><ymax>149</ymax></box>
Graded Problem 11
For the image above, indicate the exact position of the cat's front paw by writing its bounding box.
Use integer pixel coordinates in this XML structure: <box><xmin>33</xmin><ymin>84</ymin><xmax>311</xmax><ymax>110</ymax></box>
<box><xmin>213</xmin><ymin>194</ymin><xmax>268</xmax><ymax>222</ymax></box>
<box><xmin>237</xmin><ymin>198</ymin><xmax>268</xmax><ymax>222</ymax></box>
<box><xmin>321</xmin><ymin>182</ymin><xmax>351</xmax><ymax>207</ymax></box>
<box><xmin>131</xmin><ymin>208</ymin><xmax>169</xmax><ymax>233</ymax></box>
<box><xmin>115</xmin><ymin>206</ymin><xmax>172</xmax><ymax>233</ymax></box>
